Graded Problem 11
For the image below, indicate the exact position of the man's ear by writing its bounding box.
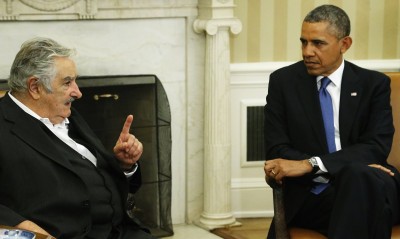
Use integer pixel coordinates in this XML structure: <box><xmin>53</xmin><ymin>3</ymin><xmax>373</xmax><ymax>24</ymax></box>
<box><xmin>27</xmin><ymin>77</ymin><xmax>41</xmax><ymax>100</ymax></box>
<box><xmin>340</xmin><ymin>36</ymin><xmax>352</xmax><ymax>54</ymax></box>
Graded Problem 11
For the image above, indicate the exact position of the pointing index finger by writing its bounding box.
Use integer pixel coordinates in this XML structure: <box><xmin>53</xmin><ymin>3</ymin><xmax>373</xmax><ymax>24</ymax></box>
<box><xmin>120</xmin><ymin>115</ymin><xmax>133</xmax><ymax>141</ymax></box>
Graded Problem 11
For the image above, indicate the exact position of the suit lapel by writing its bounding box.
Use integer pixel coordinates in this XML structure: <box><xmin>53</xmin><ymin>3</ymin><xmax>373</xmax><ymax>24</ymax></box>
<box><xmin>339</xmin><ymin>63</ymin><xmax>362</xmax><ymax>146</ymax></box>
<box><xmin>1</xmin><ymin>93</ymin><xmax>125</xmax><ymax>185</ymax></box>
<box><xmin>68</xmin><ymin>110</ymin><xmax>123</xmax><ymax>174</ymax></box>
<box><xmin>296</xmin><ymin>70</ymin><xmax>327</xmax><ymax>150</ymax></box>
<box><xmin>1</xmin><ymin>95</ymin><xmax>76</xmax><ymax>172</ymax></box>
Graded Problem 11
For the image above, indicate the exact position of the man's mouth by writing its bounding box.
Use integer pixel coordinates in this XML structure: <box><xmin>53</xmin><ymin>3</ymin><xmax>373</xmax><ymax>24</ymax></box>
<box><xmin>65</xmin><ymin>98</ymin><xmax>75</xmax><ymax>105</ymax></box>
<box><xmin>304</xmin><ymin>61</ymin><xmax>319</xmax><ymax>67</ymax></box>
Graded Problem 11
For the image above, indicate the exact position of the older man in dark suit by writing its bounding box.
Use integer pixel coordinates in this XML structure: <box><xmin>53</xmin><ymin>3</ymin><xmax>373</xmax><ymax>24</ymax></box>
<box><xmin>264</xmin><ymin>5</ymin><xmax>400</xmax><ymax>239</ymax></box>
<box><xmin>0</xmin><ymin>37</ymin><xmax>157</xmax><ymax>239</ymax></box>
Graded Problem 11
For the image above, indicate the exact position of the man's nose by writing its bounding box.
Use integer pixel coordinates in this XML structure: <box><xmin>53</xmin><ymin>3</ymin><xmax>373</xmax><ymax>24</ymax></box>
<box><xmin>302</xmin><ymin>43</ymin><xmax>315</xmax><ymax>57</ymax></box>
<box><xmin>71</xmin><ymin>81</ymin><xmax>82</xmax><ymax>99</ymax></box>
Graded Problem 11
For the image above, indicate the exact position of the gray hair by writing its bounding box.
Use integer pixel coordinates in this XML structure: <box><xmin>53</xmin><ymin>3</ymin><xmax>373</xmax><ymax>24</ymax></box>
<box><xmin>8</xmin><ymin>37</ymin><xmax>75</xmax><ymax>93</ymax></box>
<box><xmin>304</xmin><ymin>4</ymin><xmax>351</xmax><ymax>39</ymax></box>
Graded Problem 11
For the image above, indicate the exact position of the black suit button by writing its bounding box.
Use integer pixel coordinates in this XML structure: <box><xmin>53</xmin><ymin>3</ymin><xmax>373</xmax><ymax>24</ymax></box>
<box><xmin>82</xmin><ymin>200</ymin><xmax>90</xmax><ymax>208</ymax></box>
<box><xmin>83</xmin><ymin>226</ymin><xmax>89</xmax><ymax>233</ymax></box>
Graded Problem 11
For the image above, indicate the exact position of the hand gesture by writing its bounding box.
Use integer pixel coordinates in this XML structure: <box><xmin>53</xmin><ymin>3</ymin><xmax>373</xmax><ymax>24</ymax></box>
<box><xmin>113</xmin><ymin>115</ymin><xmax>143</xmax><ymax>170</ymax></box>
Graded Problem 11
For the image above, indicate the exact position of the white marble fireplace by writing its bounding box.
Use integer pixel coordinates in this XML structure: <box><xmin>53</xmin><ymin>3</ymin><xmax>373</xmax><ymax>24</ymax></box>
<box><xmin>0</xmin><ymin>0</ymin><xmax>243</xmax><ymax>229</ymax></box>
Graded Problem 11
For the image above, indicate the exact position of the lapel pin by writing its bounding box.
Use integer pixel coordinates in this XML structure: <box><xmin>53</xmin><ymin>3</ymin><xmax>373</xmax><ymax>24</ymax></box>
<box><xmin>351</xmin><ymin>92</ymin><xmax>357</xmax><ymax>96</ymax></box>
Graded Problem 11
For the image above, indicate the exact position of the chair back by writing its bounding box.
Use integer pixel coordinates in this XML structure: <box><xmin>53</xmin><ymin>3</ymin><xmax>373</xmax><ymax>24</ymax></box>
<box><xmin>387</xmin><ymin>72</ymin><xmax>400</xmax><ymax>171</ymax></box>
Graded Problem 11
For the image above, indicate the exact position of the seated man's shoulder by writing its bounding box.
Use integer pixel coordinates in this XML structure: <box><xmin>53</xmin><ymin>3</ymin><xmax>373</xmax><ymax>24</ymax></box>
<box><xmin>346</xmin><ymin>61</ymin><xmax>388</xmax><ymax>81</ymax></box>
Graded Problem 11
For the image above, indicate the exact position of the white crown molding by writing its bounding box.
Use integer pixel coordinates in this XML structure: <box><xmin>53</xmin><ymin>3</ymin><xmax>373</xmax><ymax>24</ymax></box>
<box><xmin>230</xmin><ymin>59</ymin><xmax>400</xmax><ymax>86</ymax></box>
<box><xmin>231</xmin><ymin>59</ymin><xmax>400</xmax><ymax>74</ymax></box>
<box><xmin>351</xmin><ymin>59</ymin><xmax>400</xmax><ymax>72</ymax></box>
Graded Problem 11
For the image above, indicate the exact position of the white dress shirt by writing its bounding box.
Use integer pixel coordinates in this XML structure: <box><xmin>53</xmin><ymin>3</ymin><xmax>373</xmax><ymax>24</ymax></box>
<box><xmin>314</xmin><ymin>60</ymin><xmax>345</xmax><ymax>174</ymax></box>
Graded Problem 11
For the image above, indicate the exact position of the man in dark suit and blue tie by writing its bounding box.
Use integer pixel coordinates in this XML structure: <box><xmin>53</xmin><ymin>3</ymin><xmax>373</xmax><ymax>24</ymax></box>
<box><xmin>264</xmin><ymin>4</ymin><xmax>400</xmax><ymax>239</ymax></box>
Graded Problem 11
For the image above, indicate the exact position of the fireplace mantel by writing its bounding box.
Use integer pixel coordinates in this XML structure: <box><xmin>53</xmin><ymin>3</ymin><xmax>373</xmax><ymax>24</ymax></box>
<box><xmin>0</xmin><ymin>0</ymin><xmax>198</xmax><ymax>20</ymax></box>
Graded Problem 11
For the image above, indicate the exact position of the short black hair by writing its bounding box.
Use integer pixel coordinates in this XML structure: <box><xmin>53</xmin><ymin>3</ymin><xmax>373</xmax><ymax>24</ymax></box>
<box><xmin>304</xmin><ymin>4</ymin><xmax>351</xmax><ymax>39</ymax></box>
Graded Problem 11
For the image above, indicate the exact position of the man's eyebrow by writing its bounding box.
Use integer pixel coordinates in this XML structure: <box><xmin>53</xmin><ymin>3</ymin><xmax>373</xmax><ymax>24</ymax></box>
<box><xmin>311</xmin><ymin>39</ymin><xmax>327</xmax><ymax>43</ymax></box>
<box><xmin>300</xmin><ymin>38</ymin><xmax>327</xmax><ymax>44</ymax></box>
<box><xmin>63</xmin><ymin>76</ymin><xmax>77</xmax><ymax>81</ymax></box>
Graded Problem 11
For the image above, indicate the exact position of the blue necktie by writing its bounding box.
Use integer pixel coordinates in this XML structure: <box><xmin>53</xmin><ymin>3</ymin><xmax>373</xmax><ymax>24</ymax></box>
<box><xmin>319</xmin><ymin>77</ymin><xmax>336</xmax><ymax>153</ymax></box>
<box><xmin>311</xmin><ymin>77</ymin><xmax>336</xmax><ymax>195</ymax></box>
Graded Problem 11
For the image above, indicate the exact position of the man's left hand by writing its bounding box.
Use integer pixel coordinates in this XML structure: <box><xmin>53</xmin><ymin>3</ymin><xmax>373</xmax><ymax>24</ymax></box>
<box><xmin>368</xmin><ymin>164</ymin><xmax>395</xmax><ymax>176</ymax></box>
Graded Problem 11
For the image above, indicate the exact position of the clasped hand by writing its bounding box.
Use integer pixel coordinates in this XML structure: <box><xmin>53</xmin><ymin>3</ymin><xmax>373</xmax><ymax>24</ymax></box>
<box><xmin>264</xmin><ymin>159</ymin><xmax>395</xmax><ymax>185</ymax></box>
<box><xmin>113</xmin><ymin>115</ymin><xmax>143</xmax><ymax>170</ymax></box>
<box><xmin>264</xmin><ymin>158</ymin><xmax>312</xmax><ymax>185</ymax></box>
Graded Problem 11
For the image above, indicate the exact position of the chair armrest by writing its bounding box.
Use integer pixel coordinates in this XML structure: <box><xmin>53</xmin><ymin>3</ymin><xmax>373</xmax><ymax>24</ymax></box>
<box><xmin>267</xmin><ymin>178</ymin><xmax>290</xmax><ymax>239</ymax></box>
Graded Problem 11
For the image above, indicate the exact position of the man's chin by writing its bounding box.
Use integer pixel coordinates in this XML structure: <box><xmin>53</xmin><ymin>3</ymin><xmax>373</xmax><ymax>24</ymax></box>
<box><xmin>304</xmin><ymin>62</ymin><xmax>320</xmax><ymax>75</ymax></box>
<box><xmin>63</xmin><ymin>109</ymin><xmax>72</xmax><ymax>118</ymax></box>
<box><xmin>305</xmin><ymin>67</ymin><xmax>321</xmax><ymax>76</ymax></box>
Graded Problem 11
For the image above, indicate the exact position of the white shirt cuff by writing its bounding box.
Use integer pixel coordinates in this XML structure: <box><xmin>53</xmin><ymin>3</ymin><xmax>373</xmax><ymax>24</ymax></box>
<box><xmin>123</xmin><ymin>163</ymin><xmax>138</xmax><ymax>177</ymax></box>
<box><xmin>314</xmin><ymin>156</ymin><xmax>328</xmax><ymax>173</ymax></box>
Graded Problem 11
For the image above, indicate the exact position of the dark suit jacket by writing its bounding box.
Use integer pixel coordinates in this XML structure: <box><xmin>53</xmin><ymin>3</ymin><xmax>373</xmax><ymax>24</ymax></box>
<box><xmin>0</xmin><ymin>93</ymin><xmax>142</xmax><ymax>237</ymax></box>
<box><xmin>264</xmin><ymin>60</ymin><xmax>400</xmax><ymax>223</ymax></box>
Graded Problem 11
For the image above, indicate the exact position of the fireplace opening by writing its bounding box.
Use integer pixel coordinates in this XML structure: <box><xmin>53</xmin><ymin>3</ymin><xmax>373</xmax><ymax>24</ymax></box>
<box><xmin>73</xmin><ymin>75</ymin><xmax>173</xmax><ymax>237</ymax></box>
<box><xmin>0</xmin><ymin>74</ymin><xmax>173</xmax><ymax>237</ymax></box>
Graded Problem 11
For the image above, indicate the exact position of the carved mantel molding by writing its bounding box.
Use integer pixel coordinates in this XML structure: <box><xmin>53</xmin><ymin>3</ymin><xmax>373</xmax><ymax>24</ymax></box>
<box><xmin>0</xmin><ymin>0</ymin><xmax>198</xmax><ymax>21</ymax></box>
<box><xmin>19</xmin><ymin>0</ymin><xmax>82</xmax><ymax>12</ymax></box>
<box><xmin>0</xmin><ymin>0</ymin><xmax>96</xmax><ymax>20</ymax></box>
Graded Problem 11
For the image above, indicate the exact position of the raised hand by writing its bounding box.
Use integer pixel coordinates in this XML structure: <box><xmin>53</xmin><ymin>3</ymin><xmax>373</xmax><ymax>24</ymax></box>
<box><xmin>113</xmin><ymin>115</ymin><xmax>143</xmax><ymax>170</ymax></box>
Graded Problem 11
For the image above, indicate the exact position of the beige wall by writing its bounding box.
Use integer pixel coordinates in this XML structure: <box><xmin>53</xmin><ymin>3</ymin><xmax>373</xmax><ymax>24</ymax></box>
<box><xmin>231</xmin><ymin>0</ymin><xmax>400</xmax><ymax>63</ymax></box>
